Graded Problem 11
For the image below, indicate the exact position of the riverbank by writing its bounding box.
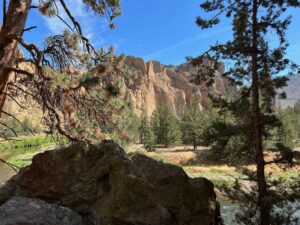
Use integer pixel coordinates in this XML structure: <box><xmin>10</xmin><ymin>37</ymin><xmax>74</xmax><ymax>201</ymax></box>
<box><xmin>1</xmin><ymin>141</ymin><xmax>299</xmax><ymax>194</ymax></box>
<box><xmin>126</xmin><ymin>144</ymin><xmax>300</xmax><ymax>200</ymax></box>
<box><xmin>0</xmin><ymin>141</ymin><xmax>299</xmax><ymax>224</ymax></box>
<box><xmin>0</xmin><ymin>135</ymin><xmax>56</xmax><ymax>184</ymax></box>
<box><xmin>0</xmin><ymin>135</ymin><xmax>54</xmax><ymax>151</ymax></box>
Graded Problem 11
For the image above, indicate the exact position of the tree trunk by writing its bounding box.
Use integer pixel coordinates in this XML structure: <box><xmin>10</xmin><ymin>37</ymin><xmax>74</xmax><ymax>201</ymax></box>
<box><xmin>0</xmin><ymin>0</ymin><xmax>32</xmax><ymax>116</ymax></box>
<box><xmin>251</xmin><ymin>1</ymin><xmax>271</xmax><ymax>224</ymax></box>
<box><xmin>193</xmin><ymin>132</ymin><xmax>196</xmax><ymax>151</ymax></box>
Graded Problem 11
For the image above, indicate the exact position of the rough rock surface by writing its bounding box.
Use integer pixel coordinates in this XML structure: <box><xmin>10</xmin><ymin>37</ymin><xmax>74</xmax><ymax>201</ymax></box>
<box><xmin>124</xmin><ymin>56</ymin><xmax>233</xmax><ymax>117</ymax></box>
<box><xmin>3</xmin><ymin>56</ymin><xmax>233</xmax><ymax>119</ymax></box>
<box><xmin>0</xmin><ymin>196</ymin><xmax>83</xmax><ymax>225</ymax></box>
<box><xmin>0</xmin><ymin>141</ymin><xmax>217</xmax><ymax>225</ymax></box>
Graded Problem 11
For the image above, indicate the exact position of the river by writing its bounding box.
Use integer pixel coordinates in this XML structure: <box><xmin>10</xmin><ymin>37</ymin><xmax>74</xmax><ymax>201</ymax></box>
<box><xmin>0</xmin><ymin>146</ymin><xmax>299</xmax><ymax>224</ymax></box>
<box><xmin>221</xmin><ymin>202</ymin><xmax>300</xmax><ymax>224</ymax></box>
<box><xmin>0</xmin><ymin>145</ymin><xmax>50</xmax><ymax>185</ymax></box>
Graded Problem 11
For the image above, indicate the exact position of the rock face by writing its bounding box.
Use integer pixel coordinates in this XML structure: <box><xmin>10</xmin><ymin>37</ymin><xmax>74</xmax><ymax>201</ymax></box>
<box><xmin>124</xmin><ymin>56</ymin><xmax>232</xmax><ymax>117</ymax></box>
<box><xmin>0</xmin><ymin>141</ymin><xmax>217</xmax><ymax>225</ymax></box>
<box><xmin>3</xmin><ymin>56</ymin><xmax>233</xmax><ymax>119</ymax></box>
<box><xmin>0</xmin><ymin>197</ymin><xmax>83</xmax><ymax>225</ymax></box>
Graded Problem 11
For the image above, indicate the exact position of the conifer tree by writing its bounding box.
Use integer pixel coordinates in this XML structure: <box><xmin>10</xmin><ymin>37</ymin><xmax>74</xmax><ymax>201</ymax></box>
<box><xmin>143</xmin><ymin>127</ymin><xmax>156</xmax><ymax>151</ymax></box>
<box><xmin>193</xmin><ymin>1</ymin><xmax>300</xmax><ymax>224</ymax></box>
<box><xmin>109</xmin><ymin>99</ymin><xmax>139</xmax><ymax>147</ymax></box>
<box><xmin>139</xmin><ymin>112</ymin><xmax>149</xmax><ymax>144</ymax></box>
<box><xmin>0</xmin><ymin>0</ymin><xmax>122</xmax><ymax>141</ymax></box>
<box><xmin>138</xmin><ymin>112</ymin><xmax>156</xmax><ymax>151</ymax></box>
<box><xmin>180</xmin><ymin>102</ymin><xmax>204</xmax><ymax>150</ymax></box>
<box><xmin>151</xmin><ymin>106</ymin><xmax>181</xmax><ymax>148</ymax></box>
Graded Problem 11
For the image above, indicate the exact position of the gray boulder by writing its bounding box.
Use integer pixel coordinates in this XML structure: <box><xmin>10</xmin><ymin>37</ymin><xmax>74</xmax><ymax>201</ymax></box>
<box><xmin>0</xmin><ymin>141</ymin><xmax>217</xmax><ymax>225</ymax></box>
<box><xmin>0</xmin><ymin>196</ymin><xmax>83</xmax><ymax>225</ymax></box>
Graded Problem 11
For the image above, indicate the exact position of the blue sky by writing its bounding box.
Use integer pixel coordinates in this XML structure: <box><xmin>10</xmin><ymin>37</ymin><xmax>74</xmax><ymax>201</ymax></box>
<box><xmin>1</xmin><ymin>0</ymin><xmax>300</xmax><ymax>66</ymax></box>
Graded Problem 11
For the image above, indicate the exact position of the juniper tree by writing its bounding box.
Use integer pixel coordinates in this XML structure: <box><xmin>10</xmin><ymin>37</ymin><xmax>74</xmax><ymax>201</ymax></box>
<box><xmin>0</xmin><ymin>0</ymin><xmax>123</xmax><ymax>141</ymax></box>
<box><xmin>151</xmin><ymin>106</ymin><xmax>181</xmax><ymax>148</ymax></box>
<box><xmin>193</xmin><ymin>1</ymin><xmax>300</xmax><ymax>224</ymax></box>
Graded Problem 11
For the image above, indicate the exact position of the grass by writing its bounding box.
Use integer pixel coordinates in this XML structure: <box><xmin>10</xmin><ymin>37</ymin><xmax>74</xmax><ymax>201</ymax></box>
<box><xmin>0</xmin><ymin>135</ymin><xmax>54</xmax><ymax>150</ymax></box>
<box><xmin>126</xmin><ymin>144</ymin><xmax>300</xmax><ymax>196</ymax></box>
<box><xmin>0</xmin><ymin>135</ymin><xmax>56</xmax><ymax>168</ymax></box>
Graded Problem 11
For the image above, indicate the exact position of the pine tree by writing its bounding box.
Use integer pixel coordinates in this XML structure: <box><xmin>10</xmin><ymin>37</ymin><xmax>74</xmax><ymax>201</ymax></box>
<box><xmin>139</xmin><ymin>112</ymin><xmax>149</xmax><ymax>144</ymax></box>
<box><xmin>105</xmin><ymin>98</ymin><xmax>139</xmax><ymax>147</ymax></box>
<box><xmin>180</xmin><ymin>102</ymin><xmax>204</xmax><ymax>150</ymax></box>
<box><xmin>0</xmin><ymin>0</ymin><xmax>122</xmax><ymax>141</ymax></box>
<box><xmin>137</xmin><ymin>113</ymin><xmax>156</xmax><ymax>151</ymax></box>
<box><xmin>193</xmin><ymin>1</ymin><xmax>300</xmax><ymax>224</ymax></box>
<box><xmin>151</xmin><ymin>106</ymin><xmax>181</xmax><ymax>148</ymax></box>
<box><xmin>277</xmin><ymin>108</ymin><xmax>297</xmax><ymax>149</ymax></box>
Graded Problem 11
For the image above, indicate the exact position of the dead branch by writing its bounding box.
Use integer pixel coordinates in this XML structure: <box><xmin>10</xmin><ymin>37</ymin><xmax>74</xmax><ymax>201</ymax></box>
<box><xmin>0</xmin><ymin>158</ymin><xmax>19</xmax><ymax>173</ymax></box>
<box><xmin>22</xmin><ymin>26</ymin><xmax>37</xmax><ymax>33</ymax></box>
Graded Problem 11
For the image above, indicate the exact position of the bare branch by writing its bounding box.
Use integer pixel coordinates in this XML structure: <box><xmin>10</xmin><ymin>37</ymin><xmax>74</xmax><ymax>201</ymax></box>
<box><xmin>0</xmin><ymin>110</ymin><xmax>23</xmax><ymax>126</ymax></box>
<box><xmin>0</xmin><ymin>121</ymin><xmax>18</xmax><ymax>137</ymax></box>
<box><xmin>0</xmin><ymin>158</ymin><xmax>19</xmax><ymax>173</ymax></box>
<box><xmin>0</xmin><ymin>91</ymin><xmax>26</xmax><ymax>109</ymax></box>
<box><xmin>207</xmin><ymin>1</ymin><xmax>239</xmax><ymax>24</ymax></box>
<box><xmin>22</xmin><ymin>26</ymin><xmax>38</xmax><ymax>33</ymax></box>
<box><xmin>56</xmin><ymin>14</ymin><xmax>75</xmax><ymax>32</ymax></box>
<box><xmin>7</xmin><ymin>67</ymin><xmax>35</xmax><ymax>78</ymax></box>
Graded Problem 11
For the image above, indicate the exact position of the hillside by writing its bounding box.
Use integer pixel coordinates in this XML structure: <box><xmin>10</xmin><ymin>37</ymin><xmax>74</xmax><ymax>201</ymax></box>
<box><xmin>277</xmin><ymin>74</ymin><xmax>300</xmax><ymax>108</ymax></box>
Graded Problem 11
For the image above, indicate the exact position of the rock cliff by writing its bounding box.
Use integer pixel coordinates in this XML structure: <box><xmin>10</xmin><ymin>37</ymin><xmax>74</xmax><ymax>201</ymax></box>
<box><xmin>3</xmin><ymin>56</ymin><xmax>233</xmax><ymax>119</ymax></box>
<box><xmin>123</xmin><ymin>56</ymin><xmax>231</xmax><ymax>117</ymax></box>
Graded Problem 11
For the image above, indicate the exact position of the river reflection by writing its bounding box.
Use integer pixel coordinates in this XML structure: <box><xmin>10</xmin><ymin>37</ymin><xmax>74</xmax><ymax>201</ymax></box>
<box><xmin>221</xmin><ymin>201</ymin><xmax>300</xmax><ymax>225</ymax></box>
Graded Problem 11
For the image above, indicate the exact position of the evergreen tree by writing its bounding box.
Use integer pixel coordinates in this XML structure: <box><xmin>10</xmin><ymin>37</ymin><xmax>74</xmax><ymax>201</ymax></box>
<box><xmin>108</xmin><ymin>99</ymin><xmax>139</xmax><ymax>147</ymax></box>
<box><xmin>138</xmin><ymin>113</ymin><xmax>156</xmax><ymax>151</ymax></box>
<box><xmin>193</xmin><ymin>1</ymin><xmax>300</xmax><ymax>224</ymax></box>
<box><xmin>143</xmin><ymin>127</ymin><xmax>156</xmax><ymax>151</ymax></box>
<box><xmin>277</xmin><ymin>108</ymin><xmax>297</xmax><ymax>149</ymax></box>
<box><xmin>180</xmin><ymin>103</ymin><xmax>204</xmax><ymax>150</ymax></box>
<box><xmin>151</xmin><ymin>106</ymin><xmax>181</xmax><ymax>148</ymax></box>
<box><xmin>0</xmin><ymin>0</ymin><xmax>122</xmax><ymax>141</ymax></box>
<box><xmin>139</xmin><ymin>112</ymin><xmax>149</xmax><ymax>144</ymax></box>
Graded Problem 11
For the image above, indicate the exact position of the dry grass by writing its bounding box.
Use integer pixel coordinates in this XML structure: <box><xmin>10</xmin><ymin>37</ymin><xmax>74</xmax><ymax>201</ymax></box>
<box><xmin>127</xmin><ymin>144</ymin><xmax>300</xmax><ymax>183</ymax></box>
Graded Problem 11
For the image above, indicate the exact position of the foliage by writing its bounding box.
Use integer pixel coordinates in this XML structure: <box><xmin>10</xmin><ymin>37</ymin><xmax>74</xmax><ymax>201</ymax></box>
<box><xmin>0</xmin><ymin>0</ymin><xmax>123</xmax><ymax>142</ymax></box>
<box><xmin>1</xmin><ymin>116</ymin><xmax>43</xmax><ymax>138</ymax></box>
<box><xmin>192</xmin><ymin>0</ymin><xmax>300</xmax><ymax>224</ymax></box>
<box><xmin>138</xmin><ymin>112</ymin><xmax>156</xmax><ymax>151</ymax></box>
<box><xmin>180</xmin><ymin>102</ymin><xmax>205</xmax><ymax>150</ymax></box>
<box><xmin>0</xmin><ymin>135</ymin><xmax>54</xmax><ymax>150</ymax></box>
<box><xmin>110</xmin><ymin>99</ymin><xmax>139</xmax><ymax>147</ymax></box>
<box><xmin>151</xmin><ymin>106</ymin><xmax>181</xmax><ymax>147</ymax></box>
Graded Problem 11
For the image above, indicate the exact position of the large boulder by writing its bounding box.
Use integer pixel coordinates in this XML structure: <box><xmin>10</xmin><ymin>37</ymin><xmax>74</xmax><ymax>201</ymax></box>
<box><xmin>0</xmin><ymin>197</ymin><xmax>83</xmax><ymax>225</ymax></box>
<box><xmin>0</xmin><ymin>141</ymin><xmax>217</xmax><ymax>225</ymax></box>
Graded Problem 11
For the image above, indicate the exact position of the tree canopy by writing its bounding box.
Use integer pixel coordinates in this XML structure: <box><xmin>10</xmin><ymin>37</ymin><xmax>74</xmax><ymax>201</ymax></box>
<box><xmin>193</xmin><ymin>0</ymin><xmax>300</xmax><ymax>224</ymax></box>
<box><xmin>0</xmin><ymin>0</ymin><xmax>125</xmax><ymax>142</ymax></box>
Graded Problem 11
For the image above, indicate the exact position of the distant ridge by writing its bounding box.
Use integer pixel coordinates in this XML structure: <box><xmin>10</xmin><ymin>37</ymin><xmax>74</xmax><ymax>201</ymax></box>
<box><xmin>277</xmin><ymin>74</ymin><xmax>300</xmax><ymax>108</ymax></box>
